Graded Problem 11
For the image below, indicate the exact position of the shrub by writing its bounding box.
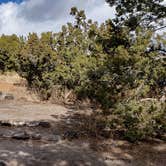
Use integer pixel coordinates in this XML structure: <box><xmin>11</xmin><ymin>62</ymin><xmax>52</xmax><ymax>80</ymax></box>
<box><xmin>113</xmin><ymin>100</ymin><xmax>166</xmax><ymax>142</ymax></box>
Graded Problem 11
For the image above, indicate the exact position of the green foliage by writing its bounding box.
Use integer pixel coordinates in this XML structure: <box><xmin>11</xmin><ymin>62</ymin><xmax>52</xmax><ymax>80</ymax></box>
<box><xmin>114</xmin><ymin>100</ymin><xmax>166</xmax><ymax>142</ymax></box>
<box><xmin>0</xmin><ymin>34</ymin><xmax>21</xmax><ymax>71</ymax></box>
<box><xmin>0</xmin><ymin>6</ymin><xmax>165</xmax><ymax>141</ymax></box>
<box><xmin>106</xmin><ymin>0</ymin><xmax>166</xmax><ymax>30</ymax></box>
<box><xmin>18</xmin><ymin>33</ymin><xmax>56</xmax><ymax>99</ymax></box>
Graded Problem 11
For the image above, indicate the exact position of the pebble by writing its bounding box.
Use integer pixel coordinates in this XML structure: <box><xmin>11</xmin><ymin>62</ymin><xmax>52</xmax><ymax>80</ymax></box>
<box><xmin>12</xmin><ymin>131</ymin><xmax>30</xmax><ymax>140</ymax></box>
<box><xmin>0</xmin><ymin>161</ymin><xmax>6</xmax><ymax>166</ymax></box>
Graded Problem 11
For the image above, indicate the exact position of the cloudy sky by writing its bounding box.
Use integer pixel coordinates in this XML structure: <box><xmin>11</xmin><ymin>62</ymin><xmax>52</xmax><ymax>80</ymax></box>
<box><xmin>0</xmin><ymin>0</ymin><xmax>115</xmax><ymax>35</ymax></box>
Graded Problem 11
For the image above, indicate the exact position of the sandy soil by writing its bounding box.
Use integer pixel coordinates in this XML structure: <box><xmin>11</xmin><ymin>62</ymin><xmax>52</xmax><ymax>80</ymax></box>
<box><xmin>0</xmin><ymin>72</ymin><xmax>39</xmax><ymax>102</ymax></box>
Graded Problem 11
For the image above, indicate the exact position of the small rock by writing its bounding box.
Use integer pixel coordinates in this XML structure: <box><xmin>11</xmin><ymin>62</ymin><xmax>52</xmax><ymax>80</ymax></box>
<box><xmin>27</xmin><ymin>121</ymin><xmax>40</xmax><ymax>127</ymax></box>
<box><xmin>12</xmin><ymin>121</ymin><xmax>26</xmax><ymax>127</ymax></box>
<box><xmin>39</xmin><ymin>121</ymin><xmax>51</xmax><ymax>128</ymax></box>
<box><xmin>0</xmin><ymin>120</ymin><xmax>27</xmax><ymax>127</ymax></box>
<box><xmin>2</xmin><ymin>132</ymin><xmax>13</xmax><ymax>138</ymax></box>
<box><xmin>12</xmin><ymin>131</ymin><xmax>30</xmax><ymax>140</ymax></box>
<box><xmin>0</xmin><ymin>161</ymin><xmax>6</xmax><ymax>166</ymax></box>
<box><xmin>18</xmin><ymin>151</ymin><xmax>30</xmax><ymax>157</ymax></box>
<box><xmin>0</xmin><ymin>121</ymin><xmax>12</xmax><ymax>127</ymax></box>
<box><xmin>43</xmin><ymin>135</ymin><xmax>61</xmax><ymax>142</ymax></box>
<box><xmin>31</xmin><ymin>133</ymin><xmax>41</xmax><ymax>140</ymax></box>
<box><xmin>4</xmin><ymin>94</ymin><xmax>14</xmax><ymax>100</ymax></box>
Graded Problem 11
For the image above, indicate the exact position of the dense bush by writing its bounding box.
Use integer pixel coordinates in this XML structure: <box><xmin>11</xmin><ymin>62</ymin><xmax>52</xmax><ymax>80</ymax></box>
<box><xmin>0</xmin><ymin>5</ymin><xmax>165</xmax><ymax>141</ymax></box>
<box><xmin>113</xmin><ymin>100</ymin><xmax>166</xmax><ymax>142</ymax></box>
<box><xmin>0</xmin><ymin>34</ymin><xmax>21</xmax><ymax>71</ymax></box>
<box><xmin>18</xmin><ymin>33</ymin><xmax>56</xmax><ymax>99</ymax></box>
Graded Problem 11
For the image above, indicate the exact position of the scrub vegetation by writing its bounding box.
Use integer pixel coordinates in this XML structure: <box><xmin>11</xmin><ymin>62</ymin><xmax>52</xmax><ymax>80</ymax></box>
<box><xmin>0</xmin><ymin>0</ymin><xmax>165</xmax><ymax>142</ymax></box>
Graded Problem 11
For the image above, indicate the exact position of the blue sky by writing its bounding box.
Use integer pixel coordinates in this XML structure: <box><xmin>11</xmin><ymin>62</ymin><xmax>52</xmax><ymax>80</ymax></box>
<box><xmin>0</xmin><ymin>0</ymin><xmax>115</xmax><ymax>35</ymax></box>
<box><xmin>0</xmin><ymin>0</ymin><xmax>22</xmax><ymax>4</ymax></box>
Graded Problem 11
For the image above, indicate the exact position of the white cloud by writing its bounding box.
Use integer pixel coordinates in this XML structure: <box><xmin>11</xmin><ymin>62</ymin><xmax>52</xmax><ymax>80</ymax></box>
<box><xmin>0</xmin><ymin>0</ymin><xmax>114</xmax><ymax>35</ymax></box>
<box><xmin>87</xmin><ymin>2</ymin><xmax>115</xmax><ymax>23</ymax></box>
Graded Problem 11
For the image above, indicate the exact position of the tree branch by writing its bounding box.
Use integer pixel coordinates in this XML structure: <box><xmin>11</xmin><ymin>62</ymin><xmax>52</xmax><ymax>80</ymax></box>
<box><xmin>154</xmin><ymin>25</ymin><xmax>166</xmax><ymax>32</ymax></box>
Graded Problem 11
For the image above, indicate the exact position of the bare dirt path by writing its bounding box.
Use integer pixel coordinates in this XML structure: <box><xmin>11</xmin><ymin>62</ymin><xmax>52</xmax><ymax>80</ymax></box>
<box><xmin>0</xmin><ymin>101</ymin><xmax>106</xmax><ymax>166</ymax></box>
<box><xmin>0</xmin><ymin>102</ymin><xmax>68</xmax><ymax>122</ymax></box>
<box><xmin>0</xmin><ymin>101</ymin><xmax>165</xmax><ymax>166</ymax></box>
<box><xmin>0</xmin><ymin>73</ymin><xmax>165</xmax><ymax>166</ymax></box>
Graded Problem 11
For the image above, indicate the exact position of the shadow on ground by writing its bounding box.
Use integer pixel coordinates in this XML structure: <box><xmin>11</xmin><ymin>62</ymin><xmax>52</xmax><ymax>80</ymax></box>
<box><xmin>0</xmin><ymin>103</ymin><xmax>165</xmax><ymax>166</ymax></box>
<box><xmin>50</xmin><ymin>105</ymin><xmax>166</xmax><ymax>166</ymax></box>
<box><xmin>0</xmin><ymin>139</ymin><xmax>106</xmax><ymax>166</ymax></box>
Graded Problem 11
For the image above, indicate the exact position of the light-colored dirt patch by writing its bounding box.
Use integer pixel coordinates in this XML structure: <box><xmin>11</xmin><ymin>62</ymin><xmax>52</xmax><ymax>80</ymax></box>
<box><xmin>0</xmin><ymin>72</ymin><xmax>24</xmax><ymax>85</ymax></box>
<box><xmin>0</xmin><ymin>83</ymin><xmax>16</xmax><ymax>93</ymax></box>
<box><xmin>0</xmin><ymin>102</ymin><xmax>68</xmax><ymax>122</ymax></box>
<box><xmin>0</xmin><ymin>72</ymin><xmax>39</xmax><ymax>102</ymax></box>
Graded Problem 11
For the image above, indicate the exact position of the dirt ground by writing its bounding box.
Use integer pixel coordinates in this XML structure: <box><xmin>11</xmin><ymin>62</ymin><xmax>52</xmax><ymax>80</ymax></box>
<box><xmin>0</xmin><ymin>72</ymin><xmax>39</xmax><ymax>102</ymax></box>
<box><xmin>0</xmin><ymin>73</ymin><xmax>165</xmax><ymax>166</ymax></box>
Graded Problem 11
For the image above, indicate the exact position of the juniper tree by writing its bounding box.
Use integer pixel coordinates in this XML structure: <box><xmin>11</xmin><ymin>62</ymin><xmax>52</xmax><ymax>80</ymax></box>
<box><xmin>106</xmin><ymin>0</ymin><xmax>166</xmax><ymax>31</ymax></box>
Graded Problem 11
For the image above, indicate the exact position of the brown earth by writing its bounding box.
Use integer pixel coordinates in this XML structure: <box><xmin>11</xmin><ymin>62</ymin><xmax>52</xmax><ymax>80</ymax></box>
<box><xmin>0</xmin><ymin>73</ymin><xmax>165</xmax><ymax>166</ymax></box>
<box><xmin>0</xmin><ymin>72</ymin><xmax>39</xmax><ymax>102</ymax></box>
